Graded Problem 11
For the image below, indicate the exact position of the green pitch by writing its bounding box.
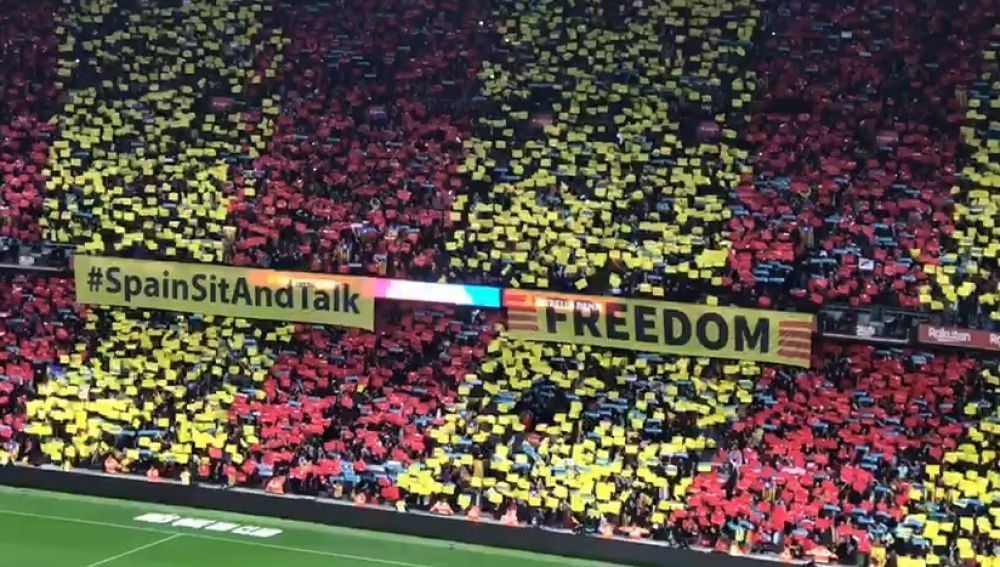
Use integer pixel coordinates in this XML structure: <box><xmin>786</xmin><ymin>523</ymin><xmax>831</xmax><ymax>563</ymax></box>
<box><xmin>0</xmin><ymin>485</ymin><xmax>631</xmax><ymax>567</ymax></box>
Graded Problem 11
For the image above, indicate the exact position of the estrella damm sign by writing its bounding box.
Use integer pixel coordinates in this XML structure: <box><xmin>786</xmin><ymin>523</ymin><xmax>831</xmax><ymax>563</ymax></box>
<box><xmin>74</xmin><ymin>256</ymin><xmax>375</xmax><ymax>330</ymax></box>
<box><xmin>503</xmin><ymin>290</ymin><xmax>813</xmax><ymax>367</ymax></box>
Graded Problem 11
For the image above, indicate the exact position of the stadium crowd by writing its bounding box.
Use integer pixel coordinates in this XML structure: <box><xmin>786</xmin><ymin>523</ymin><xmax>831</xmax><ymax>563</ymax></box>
<box><xmin>449</xmin><ymin>0</ymin><xmax>756</xmax><ymax>303</ymax></box>
<box><xmin>734</xmin><ymin>0</ymin><xmax>995</xmax><ymax>312</ymax></box>
<box><xmin>227</xmin><ymin>0</ymin><xmax>482</xmax><ymax>281</ymax></box>
<box><xmin>3</xmin><ymin>269</ymin><xmax>997</xmax><ymax>567</ymax></box>
<box><xmin>396</xmin><ymin>336</ymin><xmax>999</xmax><ymax>566</ymax></box>
<box><xmin>0</xmin><ymin>0</ymin><xmax>997</xmax><ymax>567</ymax></box>
<box><xmin>0</xmin><ymin>0</ymin><xmax>60</xmax><ymax>243</ymax></box>
<box><xmin>949</xmin><ymin>9</ymin><xmax>1000</xmax><ymax>330</ymax></box>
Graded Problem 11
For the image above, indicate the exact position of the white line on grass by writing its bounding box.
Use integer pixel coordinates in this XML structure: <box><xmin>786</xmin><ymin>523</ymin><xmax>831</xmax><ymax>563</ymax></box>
<box><xmin>0</xmin><ymin>488</ymin><xmax>620</xmax><ymax>567</ymax></box>
<box><xmin>0</xmin><ymin>509</ymin><xmax>435</xmax><ymax>567</ymax></box>
<box><xmin>84</xmin><ymin>533</ymin><xmax>183</xmax><ymax>567</ymax></box>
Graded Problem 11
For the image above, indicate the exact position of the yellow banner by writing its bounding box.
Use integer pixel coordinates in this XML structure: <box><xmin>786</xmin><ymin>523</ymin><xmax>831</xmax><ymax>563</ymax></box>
<box><xmin>503</xmin><ymin>290</ymin><xmax>814</xmax><ymax>367</ymax></box>
<box><xmin>74</xmin><ymin>256</ymin><xmax>375</xmax><ymax>330</ymax></box>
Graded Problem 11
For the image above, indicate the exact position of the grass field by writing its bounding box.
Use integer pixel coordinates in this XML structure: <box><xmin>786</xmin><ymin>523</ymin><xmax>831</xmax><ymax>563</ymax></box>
<box><xmin>0</xmin><ymin>486</ymin><xmax>632</xmax><ymax>567</ymax></box>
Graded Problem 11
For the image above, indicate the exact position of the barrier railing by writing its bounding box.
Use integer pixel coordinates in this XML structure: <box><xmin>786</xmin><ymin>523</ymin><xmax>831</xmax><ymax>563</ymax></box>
<box><xmin>0</xmin><ymin>464</ymin><xmax>819</xmax><ymax>567</ymax></box>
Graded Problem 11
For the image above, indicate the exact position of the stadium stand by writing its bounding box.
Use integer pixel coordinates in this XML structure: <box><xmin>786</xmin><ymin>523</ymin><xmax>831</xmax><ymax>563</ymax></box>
<box><xmin>0</xmin><ymin>274</ymin><xmax>87</xmax><ymax>463</ymax></box>
<box><xmin>0</xmin><ymin>0</ymin><xmax>60</xmax><ymax>242</ymax></box>
<box><xmin>23</xmin><ymin>308</ymin><xmax>272</xmax><ymax>474</ymax></box>
<box><xmin>398</xmin><ymin>336</ymin><xmax>742</xmax><ymax>530</ymax></box>
<box><xmin>42</xmin><ymin>0</ymin><xmax>278</xmax><ymax>261</ymax></box>
<box><xmin>226</xmin><ymin>305</ymin><xmax>500</xmax><ymax>501</ymax></box>
<box><xmin>17</xmin><ymin>299</ymin><xmax>500</xmax><ymax>504</ymax></box>
<box><xmin>227</xmin><ymin>0</ymin><xmax>481</xmax><ymax>280</ymax></box>
<box><xmin>685</xmin><ymin>345</ymin><xmax>999</xmax><ymax>564</ymax></box>
<box><xmin>733</xmin><ymin>0</ymin><xmax>994</xmax><ymax>310</ymax></box>
<box><xmin>450</xmin><ymin>0</ymin><xmax>757</xmax><ymax>301</ymax></box>
<box><xmin>949</xmin><ymin>20</ymin><xmax>1000</xmax><ymax>329</ymax></box>
<box><xmin>404</xmin><ymin>338</ymin><xmax>999</xmax><ymax>564</ymax></box>
<box><xmin>0</xmin><ymin>0</ymin><xmax>998</xmax><ymax>566</ymax></box>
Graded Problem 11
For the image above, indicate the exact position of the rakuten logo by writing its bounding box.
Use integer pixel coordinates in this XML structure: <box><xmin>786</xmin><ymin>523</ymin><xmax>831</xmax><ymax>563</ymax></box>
<box><xmin>927</xmin><ymin>327</ymin><xmax>971</xmax><ymax>343</ymax></box>
<box><xmin>918</xmin><ymin>324</ymin><xmax>1000</xmax><ymax>352</ymax></box>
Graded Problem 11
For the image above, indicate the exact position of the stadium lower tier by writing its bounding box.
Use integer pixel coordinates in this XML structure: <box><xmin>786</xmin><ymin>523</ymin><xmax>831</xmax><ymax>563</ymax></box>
<box><xmin>2</xmin><ymin>275</ymin><xmax>997</xmax><ymax>567</ymax></box>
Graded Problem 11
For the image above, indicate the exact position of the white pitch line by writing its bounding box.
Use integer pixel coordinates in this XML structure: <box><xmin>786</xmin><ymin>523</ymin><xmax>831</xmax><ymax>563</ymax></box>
<box><xmin>84</xmin><ymin>533</ymin><xmax>183</xmax><ymax>566</ymax></box>
<box><xmin>0</xmin><ymin>508</ymin><xmax>435</xmax><ymax>567</ymax></box>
